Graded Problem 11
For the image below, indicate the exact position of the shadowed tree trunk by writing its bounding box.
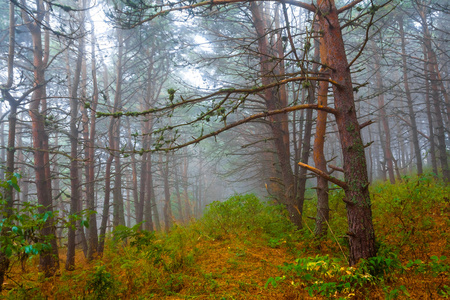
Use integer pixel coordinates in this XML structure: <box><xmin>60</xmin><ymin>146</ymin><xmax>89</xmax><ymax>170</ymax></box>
<box><xmin>250</xmin><ymin>2</ymin><xmax>300</xmax><ymax>227</ymax></box>
<box><xmin>418</xmin><ymin>3</ymin><xmax>450</xmax><ymax>182</ymax></box>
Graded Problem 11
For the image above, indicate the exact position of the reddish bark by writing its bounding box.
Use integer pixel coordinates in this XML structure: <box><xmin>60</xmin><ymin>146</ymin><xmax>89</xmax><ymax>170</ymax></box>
<box><xmin>317</xmin><ymin>0</ymin><xmax>376</xmax><ymax>265</ymax></box>
<box><xmin>22</xmin><ymin>0</ymin><xmax>59</xmax><ymax>276</ymax></box>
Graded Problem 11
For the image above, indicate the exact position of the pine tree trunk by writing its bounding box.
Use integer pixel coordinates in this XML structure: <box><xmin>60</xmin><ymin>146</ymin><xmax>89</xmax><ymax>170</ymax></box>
<box><xmin>398</xmin><ymin>16</ymin><xmax>423</xmax><ymax>175</ymax></box>
<box><xmin>318</xmin><ymin>0</ymin><xmax>376</xmax><ymax>265</ymax></box>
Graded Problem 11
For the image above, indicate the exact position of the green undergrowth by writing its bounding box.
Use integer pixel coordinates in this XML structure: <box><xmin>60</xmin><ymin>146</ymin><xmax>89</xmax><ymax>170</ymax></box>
<box><xmin>3</xmin><ymin>173</ymin><xmax>449</xmax><ymax>299</ymax></box>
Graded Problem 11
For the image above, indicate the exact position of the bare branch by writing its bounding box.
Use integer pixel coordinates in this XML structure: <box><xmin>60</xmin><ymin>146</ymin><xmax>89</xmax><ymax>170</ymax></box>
<box><xmin>337</xmin><ymin>0</ymin><xmax>365</xmax><ymax>14</ymax></box>
<box><xmin>298</xmin><ymin>161</ymin><xmax>348</xmax><ymax>189</ymax></box>
<box><xmin>129</xmin><ymin>104</ymin><xmax>336</xmax><ymax>153</ymax></box>
<box><xmin>328</xmin><ymin>164</ymin><xmax>344</xmax><ymax>173</ymax></box>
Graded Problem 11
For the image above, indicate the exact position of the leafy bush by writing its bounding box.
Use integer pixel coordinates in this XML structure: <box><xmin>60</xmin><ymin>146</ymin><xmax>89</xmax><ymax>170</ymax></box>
<box><xmin>200</xmin><ymin>194</ymin><xmax>297</xmax><ymax>243</ymax></box>
<box><xmin>84</xmin><ymin>265</ymin><xmax>115</xmax><ymax>299</ymax></box>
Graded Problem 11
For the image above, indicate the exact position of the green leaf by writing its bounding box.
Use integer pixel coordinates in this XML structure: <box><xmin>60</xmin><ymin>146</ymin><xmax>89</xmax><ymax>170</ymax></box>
<box><xmin>12</xmin><ymin>226</ymin><xmax>18</xmax><ymax>234</ymax></box>
<box><xmin>7</xmin><ymin>180</ymin><xmax>20</xmax><ymax>192</ymax></box>
<box><xmin>4</xmin><ymin>245</ymin><xmax>12</xmax><ymax>257</ymax></box>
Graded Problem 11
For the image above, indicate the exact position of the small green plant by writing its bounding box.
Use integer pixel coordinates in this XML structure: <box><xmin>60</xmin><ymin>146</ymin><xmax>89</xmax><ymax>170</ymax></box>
<box><xmin>267</xmin><ymin>255</ymin><xmax>376</xmax><ymax>297</ymax></box>
<box><xmin>85</xmin><ymin>265</ymin><xmax>115</xmax><ymax>299</ymax></box>
<box><xmin>405</xmin><ymin>255</ymin><xmax>449</xmax><ymax>277</ymax></box>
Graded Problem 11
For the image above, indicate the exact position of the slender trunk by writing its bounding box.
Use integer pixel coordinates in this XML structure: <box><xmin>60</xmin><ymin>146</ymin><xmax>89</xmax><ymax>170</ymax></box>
<box><xmin>313</xmin><ymin>29</ymin><xmax>329</xmax><ymax>238</ymax></box>
<box><xmin>173</xmin><ymin>158</ymin><xmax>184</xmax><ymax>223</ymax></box>
<box><xmin>137</xmin><ymin>115</ymin><xmax>151</xmax><ymax>228</ymax></box>
<box><xmin>98</xmin><ymin>61</ymin><xmax>114</xmax><ymax>254</ymax></box>
<box><xmin>112</xmin><ymin>29</ymin><xmax>125</xmax><ymax>227</ymax></box>
<box><xmin>372</xmin><ymin>41</ymin><xmax>395</xmax><ymax>184</ymax></box>
<box><xmin>98</xmin><ymin>154</ymin><xmax>113</xmax><ymax>254</ymax></box>
<box><xmin>145</xmin><ymin>153</ymin><xmax>156</xmax><ymax>231</ymax></box>
<box><xmin>125</xmin><ymin>118</ymin><xmax>139</xmax><ymax>227</ymax></box>
<box><xmin>398</xmin><ymin>16</ymin><xmax>423</xmax><ymax>175</ymax></box>
<box><xmin>419</xmin><ymin>7</ymin><xmax>450</xmax><ymax>181</ymax></box>
<box><xmin>423</xmin><ymin>45</ymin><xmax>439</xmax><ymax>175</ymax></box>
<box><xmin>297</xmin><ymin>88</ymin><xmax>314</xmax><ymax>225</ymax></box>
<box><xmin>86</xmin><ymin>13</ymin><xmax>99</xmax><ymax>258</ymax></box>
<box><xmin>66</xmin><ymin>18</ymin><xmax>84</xmax><ymax>270</ymax></box>
<box><xmin>161</xmin><ymin>153</ymin><xmax>172</xmax><ymax>231</ymax></box>
<box><xmin>183</xmin><ymin>152</ymin><xmax>191</xmax><ymax>221</ymax></box>
<box><xmin>23</xmin><ymin>2</ymin><xmax>59</xmax><ymax>275</ymax></box>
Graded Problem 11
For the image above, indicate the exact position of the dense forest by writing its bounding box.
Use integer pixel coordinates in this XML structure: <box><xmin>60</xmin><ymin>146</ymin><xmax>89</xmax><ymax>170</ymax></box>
<box><xmin>0</xmin><ymin>0</ymin><xmax>449</xmax><ymax>298</ymax></box>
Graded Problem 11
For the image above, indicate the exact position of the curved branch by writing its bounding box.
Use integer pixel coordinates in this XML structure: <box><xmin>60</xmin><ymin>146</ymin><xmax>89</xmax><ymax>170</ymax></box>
<box><xmin>337</xmin><ymin>0</ymin><xmax>365</xmax><ymax>14</ymax></box>
<box><xmin>298</xmin><ymin>161</ymin><xmax>348</xmax><ymax>189</ymax></box>
<box><xmin>116</xmin><ymin>104</ymin><xmax>336</xmax><ymax>153</ymax></box>
<box><xmin>96</xmin><ymin>76</ymin><xmax>339</xmax><ymax>118</ymax></box>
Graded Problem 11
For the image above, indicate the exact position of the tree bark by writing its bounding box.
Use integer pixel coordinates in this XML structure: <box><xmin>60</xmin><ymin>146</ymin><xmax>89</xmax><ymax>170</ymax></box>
<box><xmin>372</xmin><ymin>41</ymin><xmax>395</xmax><ymax>184</ymax></box>
<box><xmin>112</xmin><ymin>29</ymin><xmax>125</xmax><ymax>227</ymax></box>
<box><xmin>250</xmin><ymin>2</ymin><xmax>300</xmax><ymax>227</ymax></box>
<box><xmin>66</xmin><ymin>14</ymin><xmax>85</xmax><ymax>270</ymax></box>
<box><xmin>317</xmin><ymin>0</ymin><xmax>376</xmax><ymax>265</ymax></box>
<box><xmin>313</xmin><ymin>29</ymin><xmax>329</xmax><ymax>238</ymax></box>
<box><xmin>398</xmin><ymin>16</ymin><xmax>423</xmax><ymax>175</ymax></box>
<box><xmin>22</xmin><ymin>0</ymin><xmax>59</xmax><ymax>276</ymax></box>
<box><xmin>419</xmin><ymin>5</ymin><xmax>450</xmax><ymax>182</ymax></box>
<box><xmin>86</xmin><ymin>12</ymin><xmax>99</xmax><ymax>259</ymax></box>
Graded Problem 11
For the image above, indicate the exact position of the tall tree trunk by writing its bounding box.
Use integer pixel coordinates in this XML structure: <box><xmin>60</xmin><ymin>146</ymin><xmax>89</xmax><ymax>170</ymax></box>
<box><xmin>0</xmin><ymin>2</ymin><xmax>17</xmax><ymax>283</ymax></box>
<box><xmin>250</xmin><ymin>2</ymin><xmax>300</xmax><ymax>227</ymax></box>
<box><xmin>86</xmin><ymin>12</ymin><xmax>99</xmax><ymax>259</ymax></box>
<box><xmin>98</xmin><ymin>154</ymin><xmax>113</xmax><ymax>254</ymax></box>
<box><xmin>66</xmin><ymin>14</ymin><xmax>85</xmax><ymax>270</ymax></box>
<box><xmin>419</xmin><ymin>5</ymin><xmax>450</xmax><ymax>182</ymax></box>
<box><xmin>398</xmin><ymin>16</ymin><xmax>423</xmax><ymax>175</ymax></box>
<box><xmin>98</xmin><ymin>60</ymin><xmax>114</xmax><ymax>254</ymax></box>
<box><xmin>112</xmin><ymin>29</ymin><xmax>125</xmax><ymax>227</ymax></box>
<box><xmin>297</xmin><ymin>87</ymin><xmax>314</xmax><ymax>227</ymax></box>
<box><xmin>372</xmin><ymin>41</ymin><xmax>395</xmax><ymax>184</ymax></box>
<box><xmin>317</xmin><ymin>0</ymin><xmax>376</xmax><ymax>265</ymax></box>
<box><xmin>22</xmin><ymin>0</ymin><xmax>59</xmax><ymax>276</ymax></box>
<box><xmin>423</xmin><ymin>46</ymin><xmax>438</xmax><ymax>176</ymax></box>
<box><xmin>313</xmin><ymin>29</ymin><xmax>329</xmax><ymax>238</ymax></box>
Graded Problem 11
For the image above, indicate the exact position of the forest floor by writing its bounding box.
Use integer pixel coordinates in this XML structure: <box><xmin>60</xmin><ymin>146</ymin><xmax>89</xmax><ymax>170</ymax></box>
<box><xmin>2</xmin><ymin>173</ymin><xmax>450</xmax><ymax>299</ymax></box>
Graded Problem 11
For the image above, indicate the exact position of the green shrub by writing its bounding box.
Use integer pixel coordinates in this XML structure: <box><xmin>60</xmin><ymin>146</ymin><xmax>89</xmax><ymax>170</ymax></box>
<box><xmin>199</xmin><ymin>194</ymin><xmax>297</xmax><ymax>244</ymax></box>
<box><xmin>85</xmin><ymin>265</ymin><xmax>115</xmax><ymax>299</ymax></box>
